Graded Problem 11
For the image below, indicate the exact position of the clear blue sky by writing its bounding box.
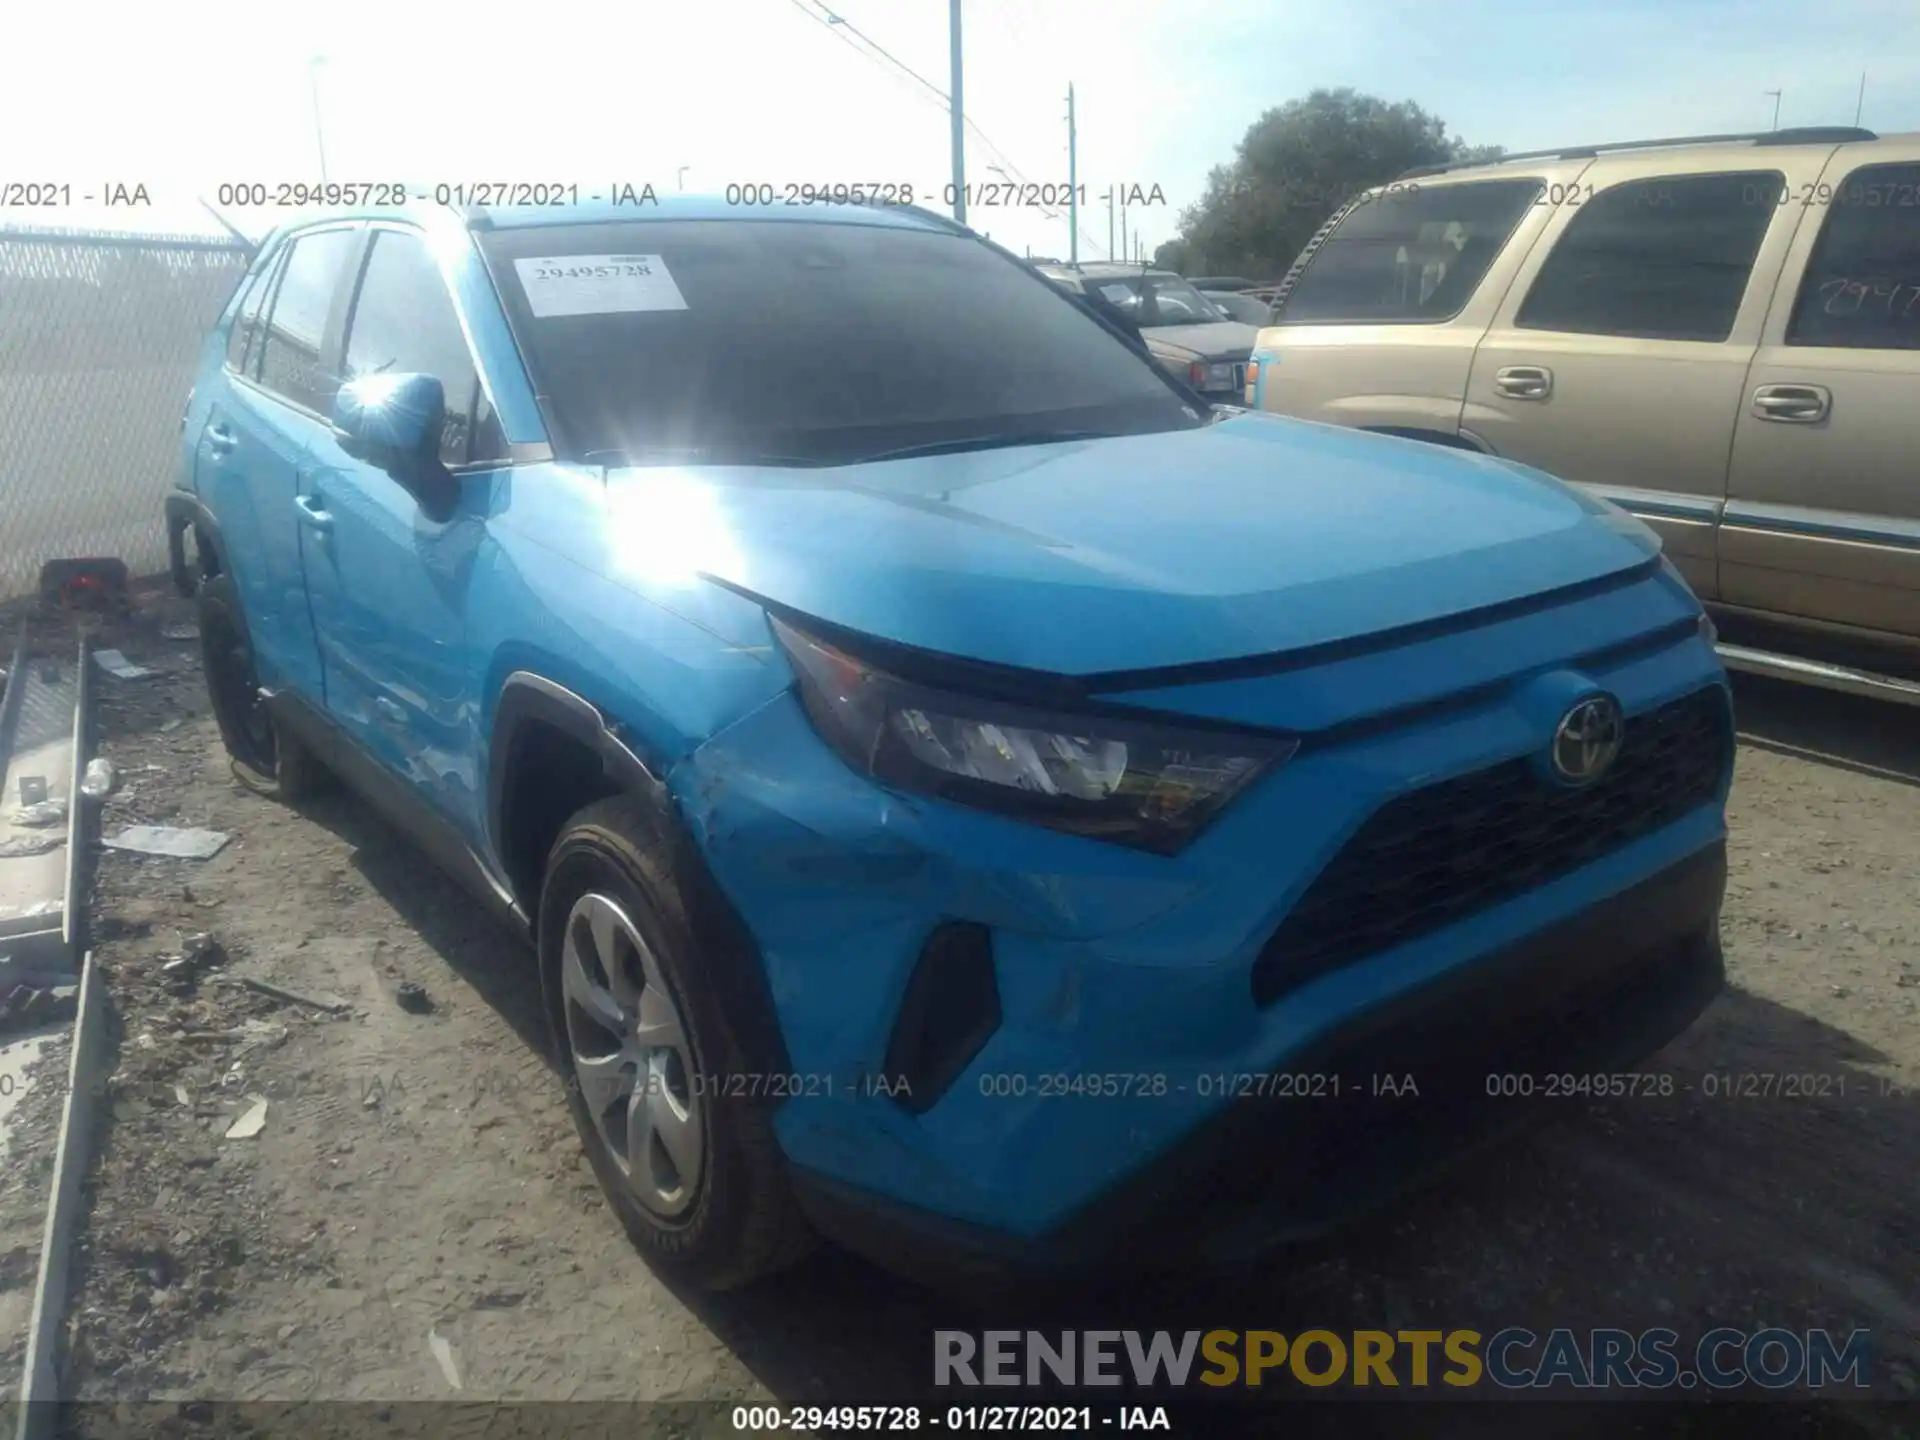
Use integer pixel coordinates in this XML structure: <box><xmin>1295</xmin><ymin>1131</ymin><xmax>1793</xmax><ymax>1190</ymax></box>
<box><xmin>5</xmin><ymin>0</ymin><xmax>1915</xmax><ymax>257</ymax></box>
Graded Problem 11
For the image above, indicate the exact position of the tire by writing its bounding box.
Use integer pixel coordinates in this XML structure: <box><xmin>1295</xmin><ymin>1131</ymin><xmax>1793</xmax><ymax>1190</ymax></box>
<box><xmin>196</xmin><ymin>573</ymin><xmax>328</xmax><ymax>801</ymax></box>
<box><xmin>538</xmin><ymin>795</ymin><xmax>815</xmax><ymax>1290</ymax></box>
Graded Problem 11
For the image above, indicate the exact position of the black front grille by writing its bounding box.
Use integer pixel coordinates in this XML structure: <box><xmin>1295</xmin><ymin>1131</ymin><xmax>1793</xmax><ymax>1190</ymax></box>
<box><xmin>1250</xmin><ymin>685</ymin><xmax>1730</xmax><ymax>1007</ymax></box>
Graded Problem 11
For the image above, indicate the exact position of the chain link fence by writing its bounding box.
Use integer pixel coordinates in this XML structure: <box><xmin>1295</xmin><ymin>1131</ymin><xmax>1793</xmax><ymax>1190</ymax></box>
<box><xmin>0</xmin><ymin>227</ymin><xmax>252</xmax><ymax>600</ymax></box>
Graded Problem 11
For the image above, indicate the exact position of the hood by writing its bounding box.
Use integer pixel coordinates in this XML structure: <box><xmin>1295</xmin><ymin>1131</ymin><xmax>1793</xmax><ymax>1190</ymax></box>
<box><xmin>604</xmin><ymin>415</ymin><xmax>1661</xmax><ymax>677</ymax></box>
<box><xmin>1142</xmin><ymin>320</ymin><xmax>1259</xmax><ymax>361</ymax></box>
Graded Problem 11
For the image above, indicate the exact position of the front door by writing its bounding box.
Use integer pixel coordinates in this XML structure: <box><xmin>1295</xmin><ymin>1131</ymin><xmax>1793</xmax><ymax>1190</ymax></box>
<box><xmin>295</xmin><ymin>224</ymin><xmax>511</xmax><ymax>837</ymax></box>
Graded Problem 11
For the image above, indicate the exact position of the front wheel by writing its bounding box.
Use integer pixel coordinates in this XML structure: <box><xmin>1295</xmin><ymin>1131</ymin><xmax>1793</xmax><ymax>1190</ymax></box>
<box><xmin>196</xmin><ymin>574</ymin><xmax>327</xmax><ymax>801</ymax></box>
<box><xmin>538</xmin><ymin>796</ymin><xmax>814</xmax><ymax>1290</ymax></box>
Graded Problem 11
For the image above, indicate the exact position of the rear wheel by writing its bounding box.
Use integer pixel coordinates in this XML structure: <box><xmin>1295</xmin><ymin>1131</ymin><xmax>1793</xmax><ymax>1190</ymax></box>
<box><xmin>538</xmin><ymin>795</ymin><xmax>814</xmax><ymax>1290</ymax></box>
<box><xmin>197</xmin><ymin>573</ymin><xmax>327</xmax><ymax>801</ymax></box>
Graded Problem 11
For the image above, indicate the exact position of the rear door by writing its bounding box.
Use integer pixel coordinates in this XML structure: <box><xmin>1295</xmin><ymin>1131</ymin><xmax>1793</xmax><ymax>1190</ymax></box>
<box><xmin>194</xmin><ymin>225</ymin><xmax>360</xmax><ymax>702</ymax></box>
<box><xmin>1720</xmin><ymin>145</ymin><xmax>1920</xmax><ymax>639</ymax></box>
<box><xmin>1255</xmin><ymin>171</ymin><xmax>1570</xmax><ymax>435</ymax></box>
<box><xmin>1461</xmin><ymin>149</ymin><xmax>1833</xmax><ymax>599</ymax></box>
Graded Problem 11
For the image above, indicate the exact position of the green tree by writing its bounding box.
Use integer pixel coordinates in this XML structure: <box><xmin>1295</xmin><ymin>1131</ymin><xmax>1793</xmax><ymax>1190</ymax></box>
<box><xmin>1151</xmin><ymin>237</ymin><xmax>1192</xmax><ymax>273</ymax></box>
<box><xmin>1171</xmin><ymin>89</ymin><xmax>1504</xmax><ymax>278</ymax></box>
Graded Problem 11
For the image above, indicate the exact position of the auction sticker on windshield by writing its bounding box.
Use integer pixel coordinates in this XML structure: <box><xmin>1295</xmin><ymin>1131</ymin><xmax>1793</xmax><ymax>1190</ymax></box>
<box><xmin>514</xmin><ymin>254</ymin><xmax>688</xmax><ymax>317</ymax></box>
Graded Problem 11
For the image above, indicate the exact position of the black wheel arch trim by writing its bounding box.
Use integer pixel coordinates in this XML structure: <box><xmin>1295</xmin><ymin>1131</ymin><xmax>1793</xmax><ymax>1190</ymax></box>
<box><xmin>490</xmin><ymin>671</ymin><xmax>795</xmax><ymax>1082</ymax></box>
<box><xmin>165</xmin><ymin>490</ymin><xmax>226</xmax><ymax>596</ymax></box>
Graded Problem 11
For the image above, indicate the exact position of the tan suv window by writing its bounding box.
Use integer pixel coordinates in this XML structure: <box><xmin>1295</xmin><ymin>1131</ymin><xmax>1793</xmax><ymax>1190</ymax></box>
<box><xmin>1275</xmin><ymin>179</ymin><xmax>1540</xmax><ymax>325</ymax></box>
<box><xmin>1786</xmin><ymin>161</ymin><xmax>1920</xmax><ymax>352</ymax></box>
<box><xmin>1516</xmin><ymin>171</ymin><xmax>1782</xmax><ymax>342</ymax></box>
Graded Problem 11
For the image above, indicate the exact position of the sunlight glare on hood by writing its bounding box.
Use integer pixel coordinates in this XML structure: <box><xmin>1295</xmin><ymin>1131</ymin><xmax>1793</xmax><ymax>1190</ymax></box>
<box><xmin>604</xmin><ymin>470</ymin><xmax>747</xmax><ymax>587</ymax></box>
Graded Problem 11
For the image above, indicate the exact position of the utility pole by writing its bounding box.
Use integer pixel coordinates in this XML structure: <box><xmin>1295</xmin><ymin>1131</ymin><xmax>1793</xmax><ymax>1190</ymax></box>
<box><xmin>677</xmin><ymin>166</ymin><xmax>690</xmax><ymax>191</ymax></box>
<box><xmin>1764</xmin><ymin>89</ymin><xmax>1782</xmax><ymax>131</ymax></box>
<box><xmin>1107</xmin><ymin>186</ymin><xmax>1115</xmax><ymax>261</ymax></box>
<box><xmin>1120</xmin><ymin>196</ymin><xmax>1128</xmax><ymax>269</ymax></box>
<box><xmin>1854</xmin><ymin>73</ymin><xmax>1867</xmax><ymax>126</ymax></box>
<box><xmin>307</xmin><ymin>56</ymin><xmax>329</xmax><ymax>183</ymax></box>
<box><xmin>1065</xmin><ymin>84</ymin><xmax>1078</xmax><ymax>265</ymax></box>
<box><xmin>949</xmin><ymin>0</ymin><xmax>966</xmax><ymax>224</ymax></box>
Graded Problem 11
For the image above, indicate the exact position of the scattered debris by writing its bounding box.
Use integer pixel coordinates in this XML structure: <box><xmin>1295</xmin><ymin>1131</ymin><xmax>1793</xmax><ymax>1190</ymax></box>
<box><xmin>161</xmin><ymin>933</ymin><xmax>226</xmax><ymax>993</ymax></box>
<box><xmin>19</xmin><ymin>774</ymin><xmax>50</xmax><ymax>806</ymax></box>
<box><xmin>12</xmin><ymin>798</ymin><xmax>68</xmax><ymax>827</ymax></box>
<box><xmin>103</xmin><ymin>824</ymin><xmax>232</xmax><ymax>859</ymax></box>
<box><xmin>81</xmin><ymin>756</ymin><xmax>118</xmax><ymax>799</ymax></box>
<box><xmin>234</xmin><ymin>974</ymin><xmax>352</xmax><ymax>1015</ymax></box>
<box><xmin>0</xmin><ymin>981</ymin><xmax>78</xmax><ymax>1036</ymax></box>
<box><xmin>395</xmin><ymin>981</ymin><xmax>433</xmax><ymax>1015</ymax></box>
<box><xmin>429</xmin><ymin>1328</ymin><xmax>463</xmax><ymax>1390</ymax></box>
<box><xmin>160</xmin><ymin>621</ymin><xmax>200</xmax><ymax>642</ymax></box>
<box><xmin>179</xmin><ymin>932</ymin><xmax>226</xmax><ymax>968</ymax></box>
<box><xmin>173</xmin><ymin>1083</ymin><xmax>192</xmax><ymax>1107</ymax></box>
<box><xmin>159</xmin><ymin>717</ymin><xmax>184</xmax><ymax>733</ymax></box>
<box><xmin>0</xmin><ymin>833</ymin><xmax>64</xmax><ymax>859</ymax></box>
<box><xmin>224</xmin><ymin>1096</ymin><xmax>269</xmax><ymax>1140</ymax></box>
<box><xmin>94</xmin><ymin>648</ymin><xmax>154</xmax><ymax>680</ymax></box>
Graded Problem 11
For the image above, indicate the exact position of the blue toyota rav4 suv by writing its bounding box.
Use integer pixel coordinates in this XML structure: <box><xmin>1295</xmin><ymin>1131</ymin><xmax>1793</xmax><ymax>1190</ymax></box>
<box><xmin>167</xmin><ymin>196</ymin><xmax>1732</xmax><ymax>1293</ymax></box>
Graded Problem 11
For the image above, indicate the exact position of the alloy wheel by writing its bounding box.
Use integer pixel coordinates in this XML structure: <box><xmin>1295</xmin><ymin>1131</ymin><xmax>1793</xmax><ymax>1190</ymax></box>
<box><xmin>560</xmin><ymin>891</ymin><xmax>705</xmax><ymax>1219</ymax></box>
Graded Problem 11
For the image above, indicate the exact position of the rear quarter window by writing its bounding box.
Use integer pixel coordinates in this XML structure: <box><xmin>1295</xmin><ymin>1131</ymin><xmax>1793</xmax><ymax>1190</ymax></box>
<box><xmin>1275</xmin><ymin>179</ymin><xmax>1542</xmax><ymax>325</ymax></box>
<box><xmin>1786</xmin><ymin>161</ymin><xmax>1920</xmax><ymax>351</ymax></box>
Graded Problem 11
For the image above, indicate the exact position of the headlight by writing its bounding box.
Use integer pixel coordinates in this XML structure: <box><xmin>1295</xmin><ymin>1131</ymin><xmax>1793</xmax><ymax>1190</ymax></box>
<box><xmin>771</xmin><ymin>617</ymin><xmax>1294</xmax><ymax>855</ymax></box>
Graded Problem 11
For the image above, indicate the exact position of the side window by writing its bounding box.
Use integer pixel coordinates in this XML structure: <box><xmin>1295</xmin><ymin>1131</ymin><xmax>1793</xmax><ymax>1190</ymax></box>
<box><xmin>1275</xmin><ymin>179</ymin><xmax>1542</xmax><ymax>325</ymax></box>
<box><xmin>342</xmin><ymin>230</ymin><xmax>500</xmax><ymax>466</ymax></box>
<box><xmin>224</xmin><ymin>256</ymin><xmax>279</xmax><ymax>377</ymax></box>
<box><xmin>1786</xmin><ymin>162</ymin><xmax>1920</xmax><ymax>351</ymax></box>
<box><xmin>1516</xmin><ymin>171</ymin><xmax>1782</xmax><ymax>342</ymax></box>
<box><xmin>256</xmin><ymin>228</ymin><xmax>356</xmax><ymax>413</ymax></box>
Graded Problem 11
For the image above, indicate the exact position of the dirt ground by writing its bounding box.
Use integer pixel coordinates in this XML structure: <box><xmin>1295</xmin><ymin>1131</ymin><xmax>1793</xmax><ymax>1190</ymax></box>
<box><xmin>23</xmin><ymin>591</ymin><xmax>1920</xmax><ymax>1436</ymax></box>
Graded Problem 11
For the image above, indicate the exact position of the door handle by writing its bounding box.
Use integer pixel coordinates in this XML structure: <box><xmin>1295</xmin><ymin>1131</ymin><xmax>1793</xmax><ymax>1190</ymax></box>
<box><xmin>1494</xmin><ymin>366</ymin><xmax>1553</xmax><ymax>401</ymax></box>
<box><xmin>1752</xmin><ymin>384</ymin><xmax>1831</xmax><ymax>424</ymax></box>
<box><xmin>293</xmin><ymin>494</ymin><xmax>334</xmax><ymax>534</ymax></box>
<box><xmin>206</xmin><ymin>424</ymin><xmax>237</xmax><ymax>453</ymax></box>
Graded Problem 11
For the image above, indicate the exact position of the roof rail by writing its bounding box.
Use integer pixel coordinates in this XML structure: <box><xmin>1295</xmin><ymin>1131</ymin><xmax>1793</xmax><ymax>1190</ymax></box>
<box><xmin>1396</xmin><ymin>126</ymin><xmax>1879</xmax><ymax>181</ymax></box>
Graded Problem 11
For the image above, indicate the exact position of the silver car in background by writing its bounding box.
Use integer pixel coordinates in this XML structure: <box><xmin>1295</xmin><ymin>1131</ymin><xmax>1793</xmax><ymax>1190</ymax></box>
<box><xmin>1035</xmin><ymin>262</ymin><xmax>1259</xmax><ymax>405</ymax></box>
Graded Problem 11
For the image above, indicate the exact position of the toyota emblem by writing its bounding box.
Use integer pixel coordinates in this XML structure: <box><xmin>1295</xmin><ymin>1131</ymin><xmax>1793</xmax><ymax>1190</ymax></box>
<box><xmin>1551</xmin><ymin>694</ymin><xmax>1624</xmax><ymax>785</ymax></box>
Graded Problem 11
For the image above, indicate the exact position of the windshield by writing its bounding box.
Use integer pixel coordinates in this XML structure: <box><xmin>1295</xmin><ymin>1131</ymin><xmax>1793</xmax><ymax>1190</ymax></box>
<box><xmin>1203</xmin><ymin>292</ymin><xmax>1274</xmax><ymax>326</ymax></box>
<box><xmin>477</xmin><ymin>220</ymin><xmax>1202</xmax><ymax>466</ymax></box>
<box><xmin>1081</xmin><ymin>274</ymin><xmax>1229</xmax><ymax>327</ymax></box>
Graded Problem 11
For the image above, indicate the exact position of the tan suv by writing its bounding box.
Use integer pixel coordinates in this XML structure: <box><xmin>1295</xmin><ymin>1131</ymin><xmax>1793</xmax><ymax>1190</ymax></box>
<box><xmin>1246</xmin><ymin>127</ymin><xmax>1920</xmax><ymax>705</ymax></box>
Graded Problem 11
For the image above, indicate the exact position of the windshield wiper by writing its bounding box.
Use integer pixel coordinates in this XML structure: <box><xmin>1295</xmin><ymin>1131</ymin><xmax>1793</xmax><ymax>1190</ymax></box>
<box><xmin>586</xmin><ymin>431</ymin><xmax>1123</xmax><ymax>470</ymax></box>
<box><xmin>833</xmin><ymin>430</ymin><xmax>1122</xmax><ymax>466</ymax></box>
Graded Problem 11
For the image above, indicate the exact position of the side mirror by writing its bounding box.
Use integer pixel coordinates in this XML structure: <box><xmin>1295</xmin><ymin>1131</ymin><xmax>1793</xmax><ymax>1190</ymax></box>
<box><xmin>331</xmin><ymin>374</ymin><xmax>459</xmax><ymax>514</ymax></box>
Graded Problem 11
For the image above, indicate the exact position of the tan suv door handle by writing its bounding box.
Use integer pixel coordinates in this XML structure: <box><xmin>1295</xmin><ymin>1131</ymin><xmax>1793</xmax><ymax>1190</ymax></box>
<box><xmin>1494</xmin><ymin>366</ymin><xmax>1553</xmax><ymax>400</ymax></box>
<box><xmin>1752</xmin><ymin>383</ymin><xmax>1831</xmax><ymax>423</ymax></box>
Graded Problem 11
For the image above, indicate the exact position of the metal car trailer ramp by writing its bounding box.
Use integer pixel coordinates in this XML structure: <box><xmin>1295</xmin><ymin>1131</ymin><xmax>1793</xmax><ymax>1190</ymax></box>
<box><xmin>2</xmin><ymin>619</ymin><xmax>107</xmax><ymax>1440</ymax></box>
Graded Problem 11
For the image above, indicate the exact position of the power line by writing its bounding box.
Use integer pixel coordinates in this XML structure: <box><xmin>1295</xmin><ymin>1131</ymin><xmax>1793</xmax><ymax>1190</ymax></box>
<box><xmin>782</xmin><ymin>0</ymin><xmax>1105</xmax><ymax>255</ymax></box>
<box><xmin>787</xmin><ymin>1</ymin><xmax>1047</xmax><ymax>193</ymax></box>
